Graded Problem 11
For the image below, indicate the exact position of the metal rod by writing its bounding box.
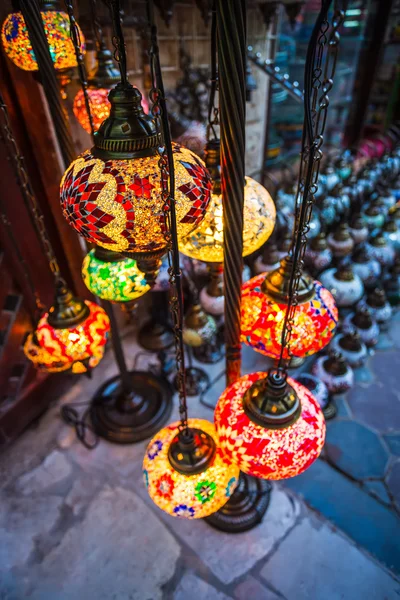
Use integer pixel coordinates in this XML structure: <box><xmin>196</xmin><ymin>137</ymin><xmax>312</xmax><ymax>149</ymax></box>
<box><xmin>19</xmin><ymin>0</ymin><xmax>76</xmax><ymax>167</ymax></box>
<box><xmin>247</xmin><ymin>48</ymin><xmax>304</xmax><ymax>103</ymax></box>
<box><xmin>103</xmin><ymin>301</ymin><xmax>132</xmax><ymax>395</ymax></box>
<box><xmin>217</xmin><ymin>0</ymin><xmax>246</xmax><ymax>385</ymax></box>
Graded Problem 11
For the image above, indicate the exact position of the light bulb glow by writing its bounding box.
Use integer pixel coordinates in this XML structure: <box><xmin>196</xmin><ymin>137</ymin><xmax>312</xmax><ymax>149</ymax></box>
<box><xmin>143</xmin><ymin>418</ymin><xmax>240</xmax><ymax>519</ymax></box>
<box><xmin>82</xmin><ymin>249</ymin><xmax>150</xmax><ymax>302</ymax></box>
<box><xmin>24</xmin><ymin>301</ymin><xmax>109</xmax><ymax>373</ymax></box>
<box><xmin>241</xmin><ymin>274</ymin><xmax>338</xmax><ymax>360</ymax></box>
<box><xmin>179</xmin><ymin>177</ymin><xmax>276</xmax><ymax>262</ymax></box>
<box><xmin>2</xmin><ymin>11</ymin><xmax>85</xmax><ymax>71</ymax></box>
<box><xmin>214</xmin><ymin>372</ymin><xmax>326</xmax><ymax>480</ymax></box>
<box><xmin>60</xmin><ymin>144</ymin><xmax>212</xmax><ymax>253</ymax></box>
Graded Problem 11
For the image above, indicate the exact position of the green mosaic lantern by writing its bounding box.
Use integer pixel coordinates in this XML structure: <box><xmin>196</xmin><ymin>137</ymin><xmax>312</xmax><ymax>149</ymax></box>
<box><xmin>82</xmin><ymin>248</ymin><xmax>150</xmax><ymax>303</ymax></box>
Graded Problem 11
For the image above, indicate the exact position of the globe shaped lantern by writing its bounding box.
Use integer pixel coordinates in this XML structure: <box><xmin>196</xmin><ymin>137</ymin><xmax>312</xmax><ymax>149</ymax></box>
<box><xmin>143</xmin><ymin>418</ymin><xmax>240</xmax><ymax>518</ymax></box>
<box><xmin>81</xmin><ymin>247</ymin><xmax>150</xmax><ymax>303</ymax></box>
<box><xmin>214</xmin><ymin>371</ymin><xmax>326</xmax><ymax>480</ymax></box>
<box><xmin>178</xmin><ymin>139</ymin><xmax>276</xmax><ymax>262</ymax></box>
<box><xmin>61</xmin><ymin>83</ymin><xmax>212</xmax><ymax>282</ymax></box>
<box><xmin>24</xmin><ymin>280</ymin><xmax>110</xmax><ymax>374</ymax></box>
<box><xmin>1</xmin><ymin>1</ymin><xmax>85</xmax><ymax>72</ymax></box>
<box><xmin>241</xmin><ymin>257</ymin><xmax>338</xmax><ymax>361</ymax></box>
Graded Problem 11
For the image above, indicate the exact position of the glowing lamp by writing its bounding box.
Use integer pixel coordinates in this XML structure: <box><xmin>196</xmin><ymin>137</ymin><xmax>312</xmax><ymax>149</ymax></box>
<box><xmin>2</xmin><ymin>5</ymin><xmax>85</xmax><ymax>72</ymax></box>
<box><xmin>82</xmin><ymin>247</ymin><xmax>150</xmax><ymax>303</ymax></box>
<box><xmin>241</xmin><ymin>257</ymin><xmax>338</xmax><ymax>361</ymax></box>
<box><xmin>214</xmin><ymin>371</ymin><xmax>326</xmax><ymax>480</ymax></box>
<box><xmin>179</xmin><ymin>139</ymin><xmax>276</xmax><ymax>262</ymax></box>
<box><xmin>61</xmin><ymin>84</ymin><xmax>211</xmax><ymax>262</ymax></box>
<box><xmin>143</xmin><ymin>418</ymin><xmax>240</xmax><ymax>518</ymax></box>
<box><xmin>24</xmin><ymin>281</ymin><xmax>110</xmax><ymax>374</ymax></box>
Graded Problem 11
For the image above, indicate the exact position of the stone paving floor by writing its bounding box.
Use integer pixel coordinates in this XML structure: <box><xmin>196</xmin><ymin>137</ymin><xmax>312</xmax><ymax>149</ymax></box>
<box><xmin>1</xmin><ymin>320</ymin><xmax>400</xmax><ymax>599</ymax></box>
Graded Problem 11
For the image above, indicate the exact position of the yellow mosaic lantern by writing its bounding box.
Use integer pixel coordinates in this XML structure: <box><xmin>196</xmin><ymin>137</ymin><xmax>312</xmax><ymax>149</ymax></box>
<box><xmin>143</xmin><ymin>418</ymin><xmax>240</xmax><ymax>519</ymax></box>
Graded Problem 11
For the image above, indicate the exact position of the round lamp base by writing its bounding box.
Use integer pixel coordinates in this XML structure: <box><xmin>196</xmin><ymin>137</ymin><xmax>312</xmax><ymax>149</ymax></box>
<box><xmin>205</xmin><ymin>472</ymin><xmax>271</xmax><ymax>533</ymax></box>
<box><xmin>138</xmin><ymin>320</ymin><xmax>174</xmax><ymax>352</ymax></box>
<box><xmin>173</xmin><ymin>366</ymin><xmax>210</xmax><ymax>397</ymax></box>
<box><xmin>90</xmin><ymin>371</ymin><xmax>173</xmax><ymax>444</ymax></box>
<box><xmin>323</xmin><ymin>397</ymin><xmax>337</xmax><ymax>420</ymax></box>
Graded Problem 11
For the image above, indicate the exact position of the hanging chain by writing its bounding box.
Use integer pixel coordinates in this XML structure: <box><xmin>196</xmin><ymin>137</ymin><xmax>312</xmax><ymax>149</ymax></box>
<box><xmin>0</xmin><ymin>90</ymin><xmax>63</xmax><ymax>288</ymax></box>
<box><xmin>90</xmin><ymin>0</ymin><xmax>104</xmax><ymax>51</ymax></box>
<box><xmin>64</xmin><ymin>0</ymin><xmax>96</xmax><ymax>140</ymax></box>
<box><xmin>207</xmin><ymin>0</ymin><xmax>219</xmax><ymax>141</ymax></box>
<box><xmin>277</xmin><ymin>0</ymin><xmax>346</xmax><ymax>373</ymax></box>
<box><xmin>104</xmin><ymin>0</ymin><xmax>128</xmax><ymax>86</ymax></box>
<box><xmin>148</xmin><ymin>0</ymin><xmax>189</xmax><ymax>435</ymax></box>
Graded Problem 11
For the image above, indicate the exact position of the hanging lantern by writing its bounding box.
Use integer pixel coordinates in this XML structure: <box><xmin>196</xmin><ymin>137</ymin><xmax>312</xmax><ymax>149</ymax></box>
<box><xmin>214</xmin><ymin>371</ymin><xmax>326</xmax><ymax>480</ymax></box>
<box><xmin>24</xmin><ymin>280</ymin><xmax>110</xmax><ymax>374</ymax></box>
<box><xmin>61</xmin><ymin>84</ymin><xmax>212</xmax><ymax>279</ymax></box>
<box><xmin>241</xmin><ymin>257</ymin><xmax>338</xmax><ymax>361</ymax></box>
<box><xmin>143</xmin><ymin>418</ymin><xmax>240</xmax><ymax>518</ymax></box>
<box><xmin>1</xmin><ymin>2</ymin><xmax>85</xmax><ymax>72</ymax></box>
<box><xmin>73</xmin><ymin>43</ymin><xmax>149</xmax><ymax>134</ymax></box>
<box><xmin>81</xmin><ymin>247</ymin><xmax>150</xmax><ymax>303</ymax></box>
<box><xmin>179</xmin><ymin>140</ymin><xmax>276</xmax><ymax>263</ymax></box>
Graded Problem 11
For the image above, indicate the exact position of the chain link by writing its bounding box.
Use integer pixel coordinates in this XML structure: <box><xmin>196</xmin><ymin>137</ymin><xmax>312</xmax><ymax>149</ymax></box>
<box><xmin>148</xmin><ymin>4</ymin><xmax>189</xmax><ymax>434</ymax></box>
<box><xmin>104</xmin><ymin>0</ymin><xmax>128</xmax><ymax>86</ymax></box>
<box><xmin>64</xmin><ymin>0</ymin><xmax>95</xmax><ymax>140</ymax></box>
<box><xmin>277</xmin><ymin>0</ymin><xmax>346</xmax><ymax>373</ymax></box>
<box><xmin>0</xmin><ymin>90</ymin><xmax>62</xmax><ymax>286</ymax></box>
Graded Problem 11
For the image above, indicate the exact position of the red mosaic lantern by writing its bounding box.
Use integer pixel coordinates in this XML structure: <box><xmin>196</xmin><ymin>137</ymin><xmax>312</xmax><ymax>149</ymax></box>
<box><xmin>61</xmin><ymin>84</ymin><xmax>212</xmax><ymax>257</ymax></box>
<box><xmin>214</xmin><ymin>371</ymin><xmax>326</xmax><ymax>480</ymax></box>
<box><xmin>241</xmin><ymin>258</ymin><xmax>338</xmax><ymax>360</ymax></box>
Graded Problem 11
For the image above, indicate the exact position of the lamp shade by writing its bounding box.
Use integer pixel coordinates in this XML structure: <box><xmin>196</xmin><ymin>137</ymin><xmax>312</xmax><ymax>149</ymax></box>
<box><xmin>143</xmin><ymin>418</ymin><xmax>240</xmax><ymax>518</ymax></box>
<box><xmin>214</xmin><ymin>372</ymin><xmax>326</xmax><ymax>480</ymax></box>
<box><xmin>82</xmin><ymin>249</ymin><xmax>150</xmax><ymax>302</ymax></box>
<box><xmin>2</xmin><ymin>10</ymin><xmax>85</xmax><ymax>71</ymax></box>
<box><xmin>241</xmin><ymin>266</ymin><xmax>338</xmax><ymax>360</ymax></box>
<box><xmin>24</xmin><ymin>301</ymin><xmax>110</xmax><ymax>374</ymax></box>
<box><xmin>179</xmin><ymin>177</ymin><xmax>276</xmax><ymax>262</ymax></box>
<box><xmin>60</xmin><ymin>144</ymin><xmax>212</xmax><ymax>254</ymax></box>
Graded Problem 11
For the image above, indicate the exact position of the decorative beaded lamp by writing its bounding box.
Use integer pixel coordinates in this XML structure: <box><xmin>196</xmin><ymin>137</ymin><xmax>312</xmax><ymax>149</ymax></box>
<box><xmin>330</xmin><ymin>329</ymin><xmax>368</xmax><ymax>368</ymax></box>
<box><xmin>241</xmin><ymin>257</ymin><xmax>338</xmax><ymax>361</ymax></box>
<box><xmin>24</xmin><ymin>279</ymin><xmax>110</xmax><ymax>374</ymax></box>
<box><xmin>304</xmin><ymin>232</ymin><xmax>332</xmax><ymax>274</ymax></box>
<box><xmin>312</xmin><ymin>351</ymin><xmax>354</xmax><ymax>394</ymax></box>
<box><xmin>327</xmin><ymin>222</ymin><xmax>354</xmax><ymax>258</ymax></box>
<box><xmin>61</xmin><ymin>83</ymin><xmax>212</xmax><ymax>281</ymax></box>
<box><xmin>352</xmin><ymin>244</ymin><xmax>381</xmax><ymax>290</ymax></box>
<box><xmin>214</xmin><ymin>371</ymin><xmax>326</xmax><ymax>480</ymax></box>
<box><xmin>366</xmin><ymin>232</ymin><xmax>395</xmax><ymax>268</ymax></box>
<box><xmin>343</xmin><ymin>306</ymin><xmax>379</xmax><ymax>348</ymax></box>
<box><xmin>348</xmin><ymin>213</ymin><xmax>369</xmax><ymax>244</ymax></box>
<box><xmin>81</xmin><ymin>247</ymin><xmax>150</xmax><ymax>303</ymax></box>
<box><xmin>358</xmin><ymin>288</ymin><xmax>392</xmax><ymax>326</ymax></box>
<box><xmin>319</xmin><ymin>263</ymin><xmax>364</xmax><ymax>307</ymax></box>
<box><xmin>143</xmin><ymin>418</ymin><xmax>240</xmax><ymax>518</ymax></box>
<box><xmin>178</xmin><ymin>139</ymin><xmax>276</xmax><ymax>263</ymax></box>
<box><xmin>1</xmin><ymin>1</ymin><xmax>85</xmax><ymax>71</ymax></box>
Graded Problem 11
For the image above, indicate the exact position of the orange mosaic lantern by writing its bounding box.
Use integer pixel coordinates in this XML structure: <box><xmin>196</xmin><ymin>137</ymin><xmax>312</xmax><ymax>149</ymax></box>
<box><xmin>241</xmin><ymin>258</ymin><xmax>338</xmax><ymax>360</ymax></box>
<box><xmin>214</xmin><ymin>371</ymin><xmax>326</xmax><ymax>480</ymax></box>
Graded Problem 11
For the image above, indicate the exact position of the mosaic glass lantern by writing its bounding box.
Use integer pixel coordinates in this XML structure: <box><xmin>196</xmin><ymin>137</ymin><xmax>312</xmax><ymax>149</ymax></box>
<box><xmin>179</xmin><ymin>139</ymin><xmax>276</xmax><ymax>262</ymax></box>
<box><xmin>24</xmin><ymin>282</ymin><xmax>109</xmax><ymax>374</ymax></box>
<box><xmin>81</xmin><ymin>247</ymin><xmax>150</xmax><ymax>303</ymax></box>
<box><xmin>60</xmin><ymin>84</ymin><xmax>211</xmax><ymax>260</ymax></box>
<box><xmin>241</xmin><ymin>257</ymin><xmax>338</xmax><ymax>361</ymax></box>
<box><xmin>319</xmin><ymin>263</ymin><xmax>364</xmax><ymax>307</ymax></box>
<box><xmin>214</xmin><ymin>371</ymin><xmax>326</xmax><ymax>480</ymax></box>
<box><xmin>143</xmin><ymin>418</ymin><xmax>240</xmax><ymax>518</ymax></box>
<box><xmin>2</xmin><ymin>5</ymin><xmax>85</xmax><ymax>71</ymax></box>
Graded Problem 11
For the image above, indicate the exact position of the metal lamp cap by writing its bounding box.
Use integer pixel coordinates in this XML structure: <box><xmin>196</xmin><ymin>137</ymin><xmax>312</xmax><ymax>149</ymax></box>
<box><xmin>94</xmin><ymin>246</ymin><xmax>125</xmax><ymax>263</ymax></box>
<box><xmin>352</xmin><ymin>243</ymin><xmax>371</xmax><ymax>264</ymax></box>
<box><xmin>168</xmin><ymin>428</ymin><xmax>216</xmax><ymax>475</ymax></box>
<box><xmin>335</xmin><ymin>262</ymin><xmax>355</xmax><ymax>282</ymax></box>
<box><xmin>204</xmin><ymin>139</ymin><xmax>221</xmax><ymax>195</ymax></box>
<box><xmin>333</xmin><ymin>222</ymin><xmax>351</xmax><ymax>242</ymax></box>
<box><xmin>48</xmin><ymin>279</ymin><xmax>90</xmax><ymax>329</ymax></box>
<box><xmin>90</xmin><ymin>44</ymin><xmax>121</xmax><ymax>88</ymax></box>
<box><xmin>324</xmin><ymin>351</ymin><xmax>348</xmax><ymax>376</ymax></box>
<box><xmin>310</xmin><ymin>232</ymin><xmax>328</xmax><ymax>251</ymax></box>
<box><xmin>370</xmin><ymin>233</ymin><xmax>387</xmax><ymax>248</ymax></box>
<box><xmin>352</xmin><ymin>306</ymin><xmax>374</xmax><ymax>329</ymax></box>
<box><xmin>262</xmin><ymin>256</ymin><xmax>315</xmax><ymax>303</ymax></box>
<box><xmin>350</xmin><ymin>213</ymin><xmax>365</xmax><ymax>230</ymax></box>
<box><xmin>243</xmin><ymin>370</ymin><xmax>301</xmax><ymax>429</ymax></box>
<box><xmin>339</xmin><ymin>329</ymin><xmax>362</xmax><ymax>352</ymax></box>
<box><xmin>367</xmin><ymin>288</ymin><xmax>387</xmax><ymax>308</ymax></box>
<box><xmin>93</xmin><ymin>83</ymin><xmax>161</xmax><ymax>160</ymax></box>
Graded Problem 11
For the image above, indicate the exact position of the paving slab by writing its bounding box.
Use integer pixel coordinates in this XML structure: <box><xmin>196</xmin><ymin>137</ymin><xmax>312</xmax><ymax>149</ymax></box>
<box><xmin>284</xmin><ymin>459</ymin><xmax>400</xmax><ymax>574</ymax></box>
<box><xmin>27</xmin><ymin>486</ymin><xmax>181</xmax><ymax>600</ymax></box>
<box><xmin>386</xmin><ymin>461</ymin><xmax>400</xmax><ymax>510</ymax></box>
<box><xmin>260</xmin><ymin>515</ymin><xmax>400</xmax><ymax>600</ymax></box>
<box><xmin>325</xmin><ymin>421</ymin><xmax>389</xmax><ymax>480</ymax></box>
<box><xmin>138</xmin><ymin>486</ymin><xmax>299</xmax><ymax>585</ymax></box>
<box><xmin>173</xmin><ymin>573</ymin><xmax>232</xmax><ymax>600</ymax></box>
<box><xmin>234</xmin><ymin>575</ymin><xmax>281</xmax><ymax>600</ymax></box>
<box><xmin>364</xmin><ymin>480</ymin><xmax>392</xmax><ymax>505</ymax></box>
<box><xmin>15</xmin><ymin>450</ymin><xmax>73</xmax><ymax>495</ymax></box>
<box><xmin>384</xmin><ymin>434</ymin><xmax>400</xmax><ymax>456</ymax></box>
<box><xmin>348</xmin><ymin>380</ymin><xmax>400</xmax><ymax>433</ymax></box>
